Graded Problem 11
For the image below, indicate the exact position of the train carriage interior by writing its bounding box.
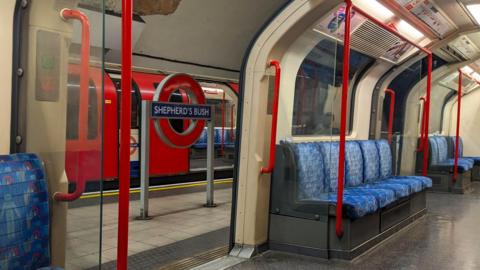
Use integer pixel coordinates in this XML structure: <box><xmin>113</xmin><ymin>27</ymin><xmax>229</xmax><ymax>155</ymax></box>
<box><xmin>2</xmin><ymin>0</ymin><xmax>480</xmax><ymax>269</ymax></box>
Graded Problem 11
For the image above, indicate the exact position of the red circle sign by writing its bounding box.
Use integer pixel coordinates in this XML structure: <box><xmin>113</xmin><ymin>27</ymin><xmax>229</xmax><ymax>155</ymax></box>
<box><xmin>153</xmin><ymin>74</ymin><xmax>206</xmax><ymax>148</ymax></box>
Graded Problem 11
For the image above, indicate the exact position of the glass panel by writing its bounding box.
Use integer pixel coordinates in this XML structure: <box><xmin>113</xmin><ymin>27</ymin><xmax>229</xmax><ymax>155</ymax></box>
<box><xmin>18</xmin><ymin>1</ymin><xmax>106</xmax><ymax>269</ymax></box>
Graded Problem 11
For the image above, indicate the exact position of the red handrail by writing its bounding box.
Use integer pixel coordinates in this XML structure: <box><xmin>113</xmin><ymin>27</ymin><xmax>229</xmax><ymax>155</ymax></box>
<box><xmin>385</xmin><ymin>89</ymin><xmax>396</xmax><ymax>144</ymax></box>
<box><xmin>230</xmin><ymin>104</ymin><xmax>235</xmax><ymax>141</ymax></box>
<box><xmin>421</xmin><ymin>55</ymin><xmax>433</xmax><ymax>176</ymax></box>
<box><xmin>117</xmin><ymin>0</ymin><xmax>133</xmax><ymax>269</ymax></box>
<box><xmin>453</xmin><ymin>69</ymin><xmax>462</xmax><ymax>182</ymax></box>
<box><xmin>221</xmin><ymin>91</ymin><xmax>226</xmax><ymax>155</ymax></box>
<box><xmin>336</xmin><ymin>0</ymin><xmax>353</xmax><ymax>237</ymax></box>
<box><xmin>336</xmin><ymin>0</ymin><xmax>433</xmax><ymax>236</ymax></box>
<box><xmin>260</xmin><ymin>60</ymin><xmax>281</xmax><ymax>174</ymax></box>
<box><xmin>416</xmin><ymin>97</ymin><xmax>426</xmax><ymax>152</ymax></box>
<box><xmin>53</xmin><ymin>9</ymin><xmax>90</xmax><ymax>202</ymax></box>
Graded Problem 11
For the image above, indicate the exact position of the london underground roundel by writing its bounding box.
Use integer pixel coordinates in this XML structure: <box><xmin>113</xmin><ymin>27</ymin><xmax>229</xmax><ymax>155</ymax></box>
<box><xmin>153</xmin><ymin>73</ymin><xmax>207</xmax><ymax>148</ymax></box>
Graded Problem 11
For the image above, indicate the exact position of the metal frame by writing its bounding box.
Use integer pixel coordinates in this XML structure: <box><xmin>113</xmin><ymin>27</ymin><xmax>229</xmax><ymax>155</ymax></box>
<box><xmin>337</xmin><ymin>0</ymin><xmax>433</xmax><ymax>237</ymax></box>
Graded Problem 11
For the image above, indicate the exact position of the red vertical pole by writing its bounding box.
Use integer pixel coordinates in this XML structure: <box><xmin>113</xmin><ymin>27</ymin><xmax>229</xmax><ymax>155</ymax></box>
<box><xmin>454</xmin><ymin>70</ymin><xmax>462</xmax><ymax>182</ymax></box>
<box><xmin>336</xmin><ymin>0</ymin><xmax>352</xmax><ymax>238</ymax></box>
<box><xmin>230</xmin><ymin>104</ymin><xmax>235</xmax><ymax>141</ymax></box>
<box><xmin>117</xmin><ymin>0</ymin><xmax>132</xmax><ymax>269</ymax></box>
<box><xmin>416</xmin><ymin>97</ymin><xmax>426</xmax><ymax>152</ymax></box>
<box><xmin>221</xmin><ymin>91</ymin><xmax>225</xmax><ymax>155</ymax></box>
<box><xmin>421</xmin><ymin>54</ymin><xmax>433</xmax><ymax>176</ymax></box>
<box><xmin>385</xmin><ymin>89</ymin><xmax>395</xmax><ymax>144</ymax></box>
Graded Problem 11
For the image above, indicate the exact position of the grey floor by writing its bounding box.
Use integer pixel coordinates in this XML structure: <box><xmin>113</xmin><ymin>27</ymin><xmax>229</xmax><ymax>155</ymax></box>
<box><xmin>227</xmin><ymin>183</ymin><xmax>480</xmax><ymax>270</ymax></box>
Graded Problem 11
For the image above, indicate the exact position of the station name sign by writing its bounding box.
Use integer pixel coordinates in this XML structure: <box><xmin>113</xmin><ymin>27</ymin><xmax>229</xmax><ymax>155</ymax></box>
<box><xmin>151</xmin><ymin>102</ymin><xmax>212</xmax><ymax>120</ymax></box>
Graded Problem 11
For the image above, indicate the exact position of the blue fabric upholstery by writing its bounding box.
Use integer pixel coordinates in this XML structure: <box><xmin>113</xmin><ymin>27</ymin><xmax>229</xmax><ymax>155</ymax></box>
<box><xmin>345</xmin><ymin>187</ymin><xmax>395</xmax><ymax>208</ymax></box>
<box><xmin>429</xmin><ymin>137</ymin><xmax>439</xmax><ymax>165</ymax></box>
<box><xmin>376</xmin><ymin>140</ymin><xmax>392</xmax><ymax>178</ymax></box>
<box><xmin>345</xmin><ymin>142</ymin><xmax>364</xmax><ymax>187</ymax></box>
<box><xmin>429</xmin><ymin>136</ymin><xmax>473</xmax><ymax>170</ymax></box>
<box><xmin>193</xmin><ymin>128</ymin><xmax>236</xmax><ymax>149</ymax></box>
<box><xmin>320</xmin><ymin>193</ymin><xmax>378</xmax><ymax>219</ymax></box>
<box><xmin>363</xmin><ymin>181</ymin><xmax>410</xmax><ymax>198</ymax></box>
<box><xmin>290</xmin><ymin>143</ymin><xmax>326</xmax><ymax>200</ymax></box>
<box><xmin>0</xmin><ymin>153</ymin><xmax>50</xmax><ymax>270</ymax></box>
<box><xmin>192</xmin><ymin>129</ymin><xmax>208</xmax><ymax>149</ymax></box>
<box><xmin>358</xmin><ymin>141</ymin><xmax>380</xmax><ymax>182</ymax></box>
<box><xmin>319</xmin><ymin>142</ymin><xmax>340</xmax><ymax>192</ymax></box>
<box><xmin>383</xmin><ymin>177</ymin><xmax>423</xmax><ymax>193</ymax></box>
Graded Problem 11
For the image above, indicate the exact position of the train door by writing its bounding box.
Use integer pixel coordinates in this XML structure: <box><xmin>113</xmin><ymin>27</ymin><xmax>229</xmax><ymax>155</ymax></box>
<box><xmin>11</xmin><ymin>0</ymin><xmax>107</xmax><ymax>268</ymax></box>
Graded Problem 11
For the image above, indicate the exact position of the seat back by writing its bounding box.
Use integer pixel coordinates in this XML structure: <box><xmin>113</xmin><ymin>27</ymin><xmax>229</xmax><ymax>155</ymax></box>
<box><xmin>357</xmin><ymin>141</ymin><xmax>381</xmax><ymax>183</ymax></box>
<box><xmin>0</xmin><ymin>154</ymin><xmax>50</xmax><ymax>269</ymax></box>
<box><xmin>376</xmin><ymin>140</ymin><xmax>393</xmax><ymax>179</ymax></box>
<box><xmin>288</xmin><ymin>143</ymin><xmax>327</xmax><ymax>200</ymax></box>
<box><xmin>319</xmin><ymin>142</ymin><xmax>341</xmax><ymax>192</ymax></box>
<box><xmin>428</xmin><ymin>137</ymin><xmax>440</xmax><ymax>165</ymax></box>
<box><xmin>345</xmin><ymin>141</ymin><xmax>364</xmax><ymax>187</ymax></box>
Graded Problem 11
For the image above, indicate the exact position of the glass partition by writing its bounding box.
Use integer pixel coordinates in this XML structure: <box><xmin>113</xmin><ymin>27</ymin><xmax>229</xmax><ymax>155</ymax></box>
<box><xmin>15</xmin><ymin>1</ymin><xmax>106</xmax><ymax>268</ymax></box>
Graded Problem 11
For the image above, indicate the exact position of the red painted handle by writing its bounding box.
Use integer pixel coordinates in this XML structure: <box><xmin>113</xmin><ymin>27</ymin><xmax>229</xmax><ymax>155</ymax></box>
<box><xmin>54</xmin><ymin>9</ymin><xmax>90</xmax><ymax>202</ymax></box>
<box><xmin>416</xmin><ymin>97</ymin><xmax>426</xmax><ymax>152</ymax></box>
<box><xmin>230</xmin><ymin>104</ymin><xmax>235</xmax><ymax>141</ymax></box>
<box><xmin>453</xmin><ymin>70</ymin><xmax>463</xmax><ymax>182</ymax></box>
<box><xmin>385</xmin><ymin>89</ymin><xmax>395</xmax><ymax>144</ymax></box>
<box><xmin>260</xmin><ymin>60</ymin><xmax>281</xmax><ymax>174</ymax></box>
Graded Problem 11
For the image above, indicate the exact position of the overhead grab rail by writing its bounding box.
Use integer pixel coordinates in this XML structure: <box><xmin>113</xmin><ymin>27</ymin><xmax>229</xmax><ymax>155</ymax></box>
<box><xmin>260</xmin><ymin>60</ymin><xmax>281</xmax><ymax>174</ymax></box>
<box><xmin>416</xmin><ymin>97</ymin><xmax>427</xmax><ymax>152</ymax></box>
<box><xmin>336</xmin><ymin>0</ymin><xmax>433</xmax><ymax>237</ymax></box>
<box><xmin>453</xmin><ymin>69</ymin><xmax>480</xmax><ymax>181</ymax></box>
<box><xmin>385</xmin><ymin>89</ymin><xmax>396</xmax><ymax>144</ymax></box>
<box><xmin>54</xmin><ymin>9</ymin><xmax>90</xmax><ymax>202</ymax></box>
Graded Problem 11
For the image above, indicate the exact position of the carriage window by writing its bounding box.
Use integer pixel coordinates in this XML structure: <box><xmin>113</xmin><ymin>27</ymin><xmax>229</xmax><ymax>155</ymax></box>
<box><xmin>114</xmin><ymin>79</ymin><xmax>140</xmax><ymax>129</ymax></box>
<box><xmin>292</xmin><ymin>39</ymin><xmax>373</xmax><ymax>136</ymax></box>
<box><xmin>66</xmin><ymin>74</ymin><xmax>98</xmax><ymax>140</ymax></box>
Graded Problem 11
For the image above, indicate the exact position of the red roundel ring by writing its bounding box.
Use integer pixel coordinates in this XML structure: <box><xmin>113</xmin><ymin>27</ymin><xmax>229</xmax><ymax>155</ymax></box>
<box><xmin>153</xmin><ymin>73</ymin><xmax>206</xmax><ymax>148</ymax></box>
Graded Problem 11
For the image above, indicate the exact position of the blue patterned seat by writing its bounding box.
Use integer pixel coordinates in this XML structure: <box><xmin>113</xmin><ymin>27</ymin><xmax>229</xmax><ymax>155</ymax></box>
<box><xmin>0</xmin><ymin>153</ymin><xmax>51</xmax><ymax>270</ymax></box>
<box><xmin>192</xmin><ymin>128</ymin><xmax>208</xmax><ymax>149</ymax></box>
<box><xmin>376</xmin><ymin>140</ymin><xmax>432</xmax><ymax>192</ymax></box>
<box><xmin>447</xmin><ymin>136</ymin><xmax>480</xmax><ymax>166</ymax></box>
<box><xmin>357</xmin><ymin>140</ymin><xmax>415</xmax><ymax>198</ymax></box>
<box><xmin>291</xmin><ymin>142</ymin><xmax>379</xmax><ymax>219</ymax></box>
<box><xmin>430</xmin><ymin>137</ymin><xmax>473</xmax><ymax>171</ymax></box>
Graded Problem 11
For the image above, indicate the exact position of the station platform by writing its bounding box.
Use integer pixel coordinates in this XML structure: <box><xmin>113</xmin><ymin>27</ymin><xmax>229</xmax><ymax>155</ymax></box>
<box><xmin>198</xmin><ymin>183</ymin><xmax>480</xmax><ymax>270</ymax></box>
<box><xmin>66</xmin><ymin>180</ymin><xmax>233</xmax><ymax>270</ymax></box>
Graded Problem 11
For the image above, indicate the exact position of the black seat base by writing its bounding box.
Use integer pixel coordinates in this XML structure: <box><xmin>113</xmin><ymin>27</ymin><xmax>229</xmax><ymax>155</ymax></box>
<box><xmin>268</xmin><ymin>191</ymin><xmax>427</xmax><ymax>260</ymax></box>
<box><xmin>423</xmin><ymin>171</ymin><xmax>472</xmax><ymax>194</ymax></box>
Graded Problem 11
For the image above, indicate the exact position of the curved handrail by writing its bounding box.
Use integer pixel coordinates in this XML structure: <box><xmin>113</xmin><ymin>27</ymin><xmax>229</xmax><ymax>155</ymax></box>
<box><xmin>416</xmin><ymin>97</ymin><xmax>426</xmax><ymax>152</ymax></box>
<box><xmin>260</xmin><ymin>60</ymin><xmax>281</xmax><ymax>174</ymax></box>
<box><xmin>54</xmin><ymin>9</ymin><xmax>90</xmax><ymax>202</ymax></box>
<box><xmin>385</xmin><ymin>89</ymin><xmax>395</xmax><ymax>144</ymax></box>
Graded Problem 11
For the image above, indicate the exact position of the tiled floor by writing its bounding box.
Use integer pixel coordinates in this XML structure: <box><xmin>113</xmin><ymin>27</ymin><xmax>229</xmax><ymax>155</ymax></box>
<box><xmin>65</xmin><ymin>187</ymin><xmax>232</xmax><ymax>269</ymax></box>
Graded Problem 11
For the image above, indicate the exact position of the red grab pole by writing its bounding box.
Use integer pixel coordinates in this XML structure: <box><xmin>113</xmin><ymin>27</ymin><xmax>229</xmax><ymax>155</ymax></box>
<box><xmin>385</xmin><ymin>89</ymin><xmax>395</xmax><ymax>144</ymax></box>
<box><xmin>260</xmin><ymin>60</ymin><xmax>281</xmax><ymax>174</ymax></box>
<box><xmin>416</xmin><ymin>97</ymin><xmax>426</xmax><ymax>152</ymax></box>
<box><xmin>421</xmin><ymin>54</ymin><xmax>433</xmax><ymax>176</ymax></box>
<box><xmin>221</xmin><ymin>91</ymin><xmax>226</xmax><ymax>155</ymax></box>
<box><xmin>336</xmin><ymin>0</ymin><xmax>353</xmax><ymax>238</ymax></box>
<box><xmin>117</xmin><ymin>0</ymin><xmax>132</xmax><ymax>269</ymax></box>
<box><xmin>454</xmin><ymin>69</ymin><xmax>463</xmax><ymax>182</ymax></box>
<box><xmin>54</xmin><ymin>9</ymin><xmax>90</xmax><ymax>202</ymax></box>
<box><xmin>230</xmin><ymin>104</ymin><xmax>235</xmax><ymax>141</ymax></box>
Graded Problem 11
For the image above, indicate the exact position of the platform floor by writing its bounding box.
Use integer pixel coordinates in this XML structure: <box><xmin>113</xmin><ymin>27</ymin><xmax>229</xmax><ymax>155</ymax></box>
<box><xmin>220</xmin><ymin>184</ymin><xmax>480</xmax><ymax>270</ymax></box>
<box><xmin>65</xmin><ymin>183</ymin><xmax>232</xmax><ymax>269</ymax></box>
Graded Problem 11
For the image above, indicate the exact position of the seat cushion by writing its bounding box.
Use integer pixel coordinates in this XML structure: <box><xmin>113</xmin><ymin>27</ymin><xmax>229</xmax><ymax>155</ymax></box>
<box><xmin>439</xmin><ymin>159</ymin><xmax>473</xmax><ymax>171</ymax></box>
<box><xmin>465</xmin><ymin>157</ymin><xmax>480</xmax><ymax>166</ymax></box>
<box><xmin>323</xmin><ymin>193</ymin><xmax>378</xmax><ymax>219</ymax></box>
<box><xmin>383</xmin><ymin>177</ymin><xmax>423</xmax><ymax>193</ymax></box>
<box><xmin>345</xmin><ymin>187</ymin><xmax>396</xmax><ymax>208</ymax></box>
<box><xmin>363</xmin><ymin>181</ymin><xmax>410</xmax><ymax>198</ymax></box>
